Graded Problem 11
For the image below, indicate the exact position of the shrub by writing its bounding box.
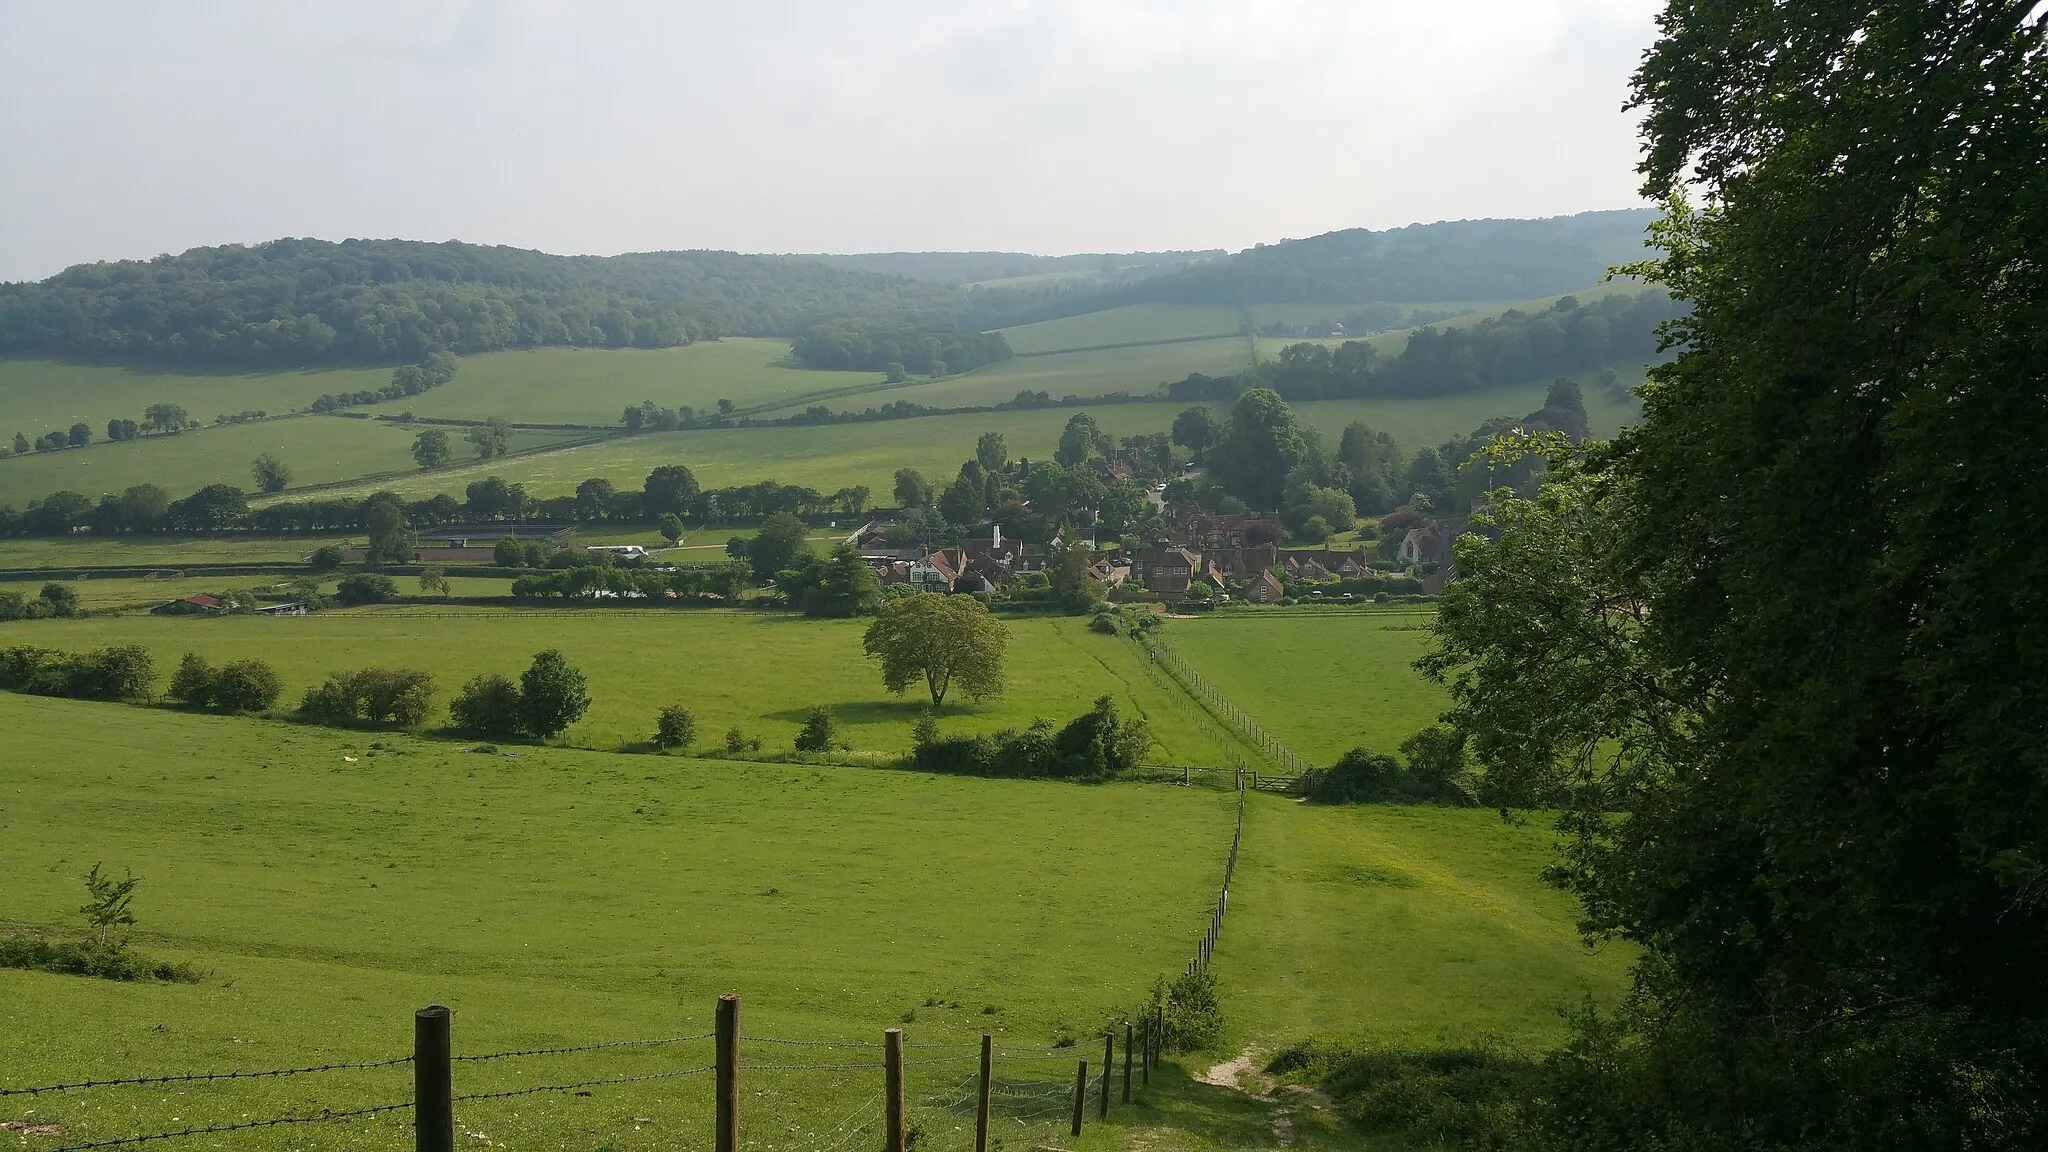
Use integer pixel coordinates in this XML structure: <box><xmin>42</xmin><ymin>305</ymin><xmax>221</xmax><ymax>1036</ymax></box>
<box><xmin>518</xmin><ymin>650</ymin><xmax>589</xmax><ymax>738</ymax></box>
<box><xmin>168</xmin><ymin>652</ymin><xmax>215</xmax><ymax>706</ymax></box>
<box><xmin>655</xmin><ymin>705</ymin><xmax>697</xmax><ymax>750</ymax></box>
<box><xmin>1264</xmin><ymin>1038</ymin><xmax>1539</xmax><ymax>1149</ymax></box>
<box><xmin>1088</xmin><ymin>612</ymin><xmax>1122</xmax><ymax>635</ymax></box>
<box><xmin>794</xmin><ymin>706</ymin><xmax>839</xmax><ymax>752</ymax></box>
<box><xmin>724</xmin><ymin>726</ymin><xmax>747</xmax><ymax>755</ymax></box>
<box><xmin>1302</xmin><ymin>749</ymin><xmax>1405</xmax><ymax>803</ymax></box>
<box><xmin>450</xmin><ymin>674</ymin><xmax>523</xmax><ymax>736</ymax></box>
<box><xmin>298</xmin><ymin>668</ymin><xmax>435</xmax><ymax>727</ymax></box>
<box><xmin>1297</xmin><ymin>732</ymin><xmax>1476</xmax><ymax>807</ymax></box>
<box><xmin>335</xmin><ymin>572</ymin><xmax>397</xmax><ymax>605</ymax></box>
<box><xmin>1160</xmin><ymin>969</ymin><xmax>1223</xmax><ymax>1053</ymax></box>
<box><xmin>911</xmin><ymin>709</ymin><xmax>938</xmax><ymax>749</ymax></box>
<box><xmin>0</xmin><ymin>933</ymin><xmax>204</xmax><ymax>983</ymax></box>
<box><xmin>1050</xmin><ymin>695</ymin><xmax>1150</xmax><ymax>777</ymax></box>
<box><xmin>209</xmin><ymin>659</ymin><xmax>281</xmax><ymax>712</ymax></box>
<box><xmin>493</xmin><ymin>536</ymin><xmax>525</xmax><ymax>567</ymax></box>
<box><xmin>308</xmin><ymin>545</ymin><xmax>344</xmax><ymax>573</ymax></box>
<box><xmin>909</xmin><ymin>699</ymin><xmax>1147</xmax><ymax>780</ymax></box>
<box><xmin>0</xmin><ymin>645</ymin><xmax>153</xmax><ymax>700</ymax></box>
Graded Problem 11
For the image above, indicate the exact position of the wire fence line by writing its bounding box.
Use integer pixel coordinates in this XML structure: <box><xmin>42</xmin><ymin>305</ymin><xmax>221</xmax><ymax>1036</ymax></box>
<box><xmin>38</xmin><ymin>1101</ymin><xmax>414</xmax><ymax>1152</ymax></box>
<box><xmin>0</xmin><ymin>1054</ymin><xmax>413</xmax><ymax>1097</ymax></box>
<box><xmin>1136</xmin><ymin>631</ymin><xmax>1313</xmax><ymax>785</ymax></box>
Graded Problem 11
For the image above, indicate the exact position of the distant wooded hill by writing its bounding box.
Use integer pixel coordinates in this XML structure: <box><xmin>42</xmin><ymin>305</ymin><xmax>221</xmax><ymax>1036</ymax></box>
<box><xmin>0</xmin><ymin>210</ymin><xmax>1656</xmax><ymax>369</ymax></box>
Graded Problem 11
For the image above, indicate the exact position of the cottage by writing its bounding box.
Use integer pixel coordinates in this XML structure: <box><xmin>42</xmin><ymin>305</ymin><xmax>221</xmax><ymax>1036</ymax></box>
<box><xmin>150</xmin><ymin>594</ymin><xmax>223</xmax><ymax>616</ymax></box>
<box><xmin>1245</xmin><ymin>571</ymin><xmax>1285</xmax><ymax>604</ymax></box>
<box><xmin>1397</xmin><ymin>526</ymin><xmax>1448</xmax><ymax>567</ymax></box>
<box><xmin>1130</xmin><ymin>545</ymin><xmax>1201</xmax><ymax>595</ymax></box>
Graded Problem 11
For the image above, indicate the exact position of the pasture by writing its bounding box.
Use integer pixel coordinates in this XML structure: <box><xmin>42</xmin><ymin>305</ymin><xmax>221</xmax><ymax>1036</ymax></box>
<box><xmin>779</xmin><ymin>338</ymin><xmax>1258</xmax><ymax>414</ymax></box>
<box><xmin>0</xmin><ymin>609</ymin><xmax>1235</xmax><ymax>763</ymax></box>
<box><xmin>355</xmin><ymin>340</ymin><xmax>884</xmax><ymax>426</ymax></box>
<box><xmin>0</xmin><ymin>356</ymin><xmax>389</xmax><ymax>441</ymax></box>
<box><xmin>0</xmin><ymin>693</ymin><xmax>1243</xmax><ymax>1152</ymax></box>
<box><xmin>995</xmin><ymin>304</ymin><xmax>1244</xmax><ymax>355</ymax></box>
<box><xmin>0</xmin><ymin>417</ymin><xmax>582</xmax><ymax>507</ymax></box>
<box><xmin>1161</xmin><ymin>609</ymin><xmax>1450</xmax><ymax>765</ymax></box>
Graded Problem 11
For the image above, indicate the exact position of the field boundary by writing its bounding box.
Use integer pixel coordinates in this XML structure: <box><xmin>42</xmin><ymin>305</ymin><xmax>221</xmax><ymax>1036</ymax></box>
<box><xmin>1136</xmin><ymin>631</ymin><xmax>1313</xmax><ymax>780</ymax></box>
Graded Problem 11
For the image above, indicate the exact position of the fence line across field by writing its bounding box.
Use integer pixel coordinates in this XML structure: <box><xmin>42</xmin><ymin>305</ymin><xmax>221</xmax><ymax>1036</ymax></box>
<box><xmin>1137</xmin><ymin>632</ymin><xmax>1311</xmax><ymax>785</ymax></box>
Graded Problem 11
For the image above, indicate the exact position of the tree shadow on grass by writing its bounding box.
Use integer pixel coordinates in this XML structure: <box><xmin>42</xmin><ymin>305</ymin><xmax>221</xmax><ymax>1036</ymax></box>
<box><xmin>761</xmin><ymin>699</ymin><xmax>995</xmax><ymax>727</ymax></box>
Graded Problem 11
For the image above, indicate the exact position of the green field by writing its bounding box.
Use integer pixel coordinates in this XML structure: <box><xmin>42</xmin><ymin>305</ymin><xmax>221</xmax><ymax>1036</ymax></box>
<box><xmin>0</xmin><ymin>534</ymin><xmax>349</xmax><ymax>569</ymax></box>
<box><xmin>1163</xmin><ymin>611</ymin><xmax>1450</xmax><ymax>765</ymax></box>
<box><xmin>996</xmin><ymin>304</ymin><xmax>1246</xmax><ymax>355</ymax></box>
<box><xmin>0</xmin><ymin>356</ymin><xmax>391</xmax><ymax>440</ymax></box>
<box><xmin>355</xmin><ymin>340</ymin><xmax>883</xmax><ymax>425</ymax></box>
<box><xmin>0</xmin><ymin>417</ymin><xmax>583</xmax><ymax>506</ymax></box>
<box><xmin>0</xmin><ymin>693</ymin><xmax>1245</xmax><ymax>1152</ymax></box>
<box><xmin>782</xmin><ymin>338</ymin><xmax>1258</xmax><ymax>414</ymax></box>
<box><xmin>1220</xmin><ymin>799</ymin><xmax>1628</xmax><ymax>1049</ymax></box>
<box><xmin>0</xmin><ymin>610</ymin><xmax>1235</xmax><ymax>763</ymax></box>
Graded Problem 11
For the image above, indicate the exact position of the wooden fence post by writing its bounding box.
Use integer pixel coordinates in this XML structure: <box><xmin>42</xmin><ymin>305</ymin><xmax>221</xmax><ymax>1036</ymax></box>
<box><xmin>1100</xmin><ymin>1032</ymin><xmax>1113</xmax><ymax>1119</ymax></box>
<box><xmin>716</xmin><ymin>995</ymin><xmax>740</xmax><ymax>1152</ymax></box>
<box><xmin>975</xmin><ymin>1034</ymin><xmax>992</xmax><ymax>1152</ymax></box>
<box><xmin>414</xmin><ymin>1005</ymin><xmax>453</xmax><ymax>1152</ymax></box>
<box><xmin>1123</xmin><ymin>1022</ymin><xmax>1133</xmax><ymax>1102</ymax></box>
<box><xmin>885</xmin><ymin>1028</ymin><xmax>905</xmax><ymax>1152</ymax></box>
<box><xmin>1071</xmin><ymin>1060</ymin><xmax>1088</xmax><ymax>1137</ymax></box>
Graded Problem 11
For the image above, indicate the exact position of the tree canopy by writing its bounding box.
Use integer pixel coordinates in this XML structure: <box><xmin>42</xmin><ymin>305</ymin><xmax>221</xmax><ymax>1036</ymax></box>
<box><xmin>862</xmin><ymin>594</ymin><xmax>1008</xmax><ymax>709</ymax></box>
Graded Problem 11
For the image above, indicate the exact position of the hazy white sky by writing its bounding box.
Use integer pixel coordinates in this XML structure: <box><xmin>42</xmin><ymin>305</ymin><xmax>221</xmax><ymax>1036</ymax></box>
<box><xmin>0</xmin><ymin>0</ymin><xmax>1662</xmax><ymax>281</ymax></box>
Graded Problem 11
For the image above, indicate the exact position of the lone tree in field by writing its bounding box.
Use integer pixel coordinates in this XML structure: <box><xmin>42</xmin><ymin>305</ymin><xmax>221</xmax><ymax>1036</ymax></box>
<box><xmin>411</xmin><ymin>428</ymin><xmax>451</xmax><ymax>469</ymax></box>
<box><xmin>250</xmin><ymin>453</ymin><xmax>292</xmax><ymax>493</ymax></box>
<box><xmin>80</xmin><ymin>863</ymin><xmax>139</xmax><ymax>947</ymax></box>
<box><xmin>657</xmin><ymin>512</ymin><xmax>686</xmax><ymax>547</ymax></box>
<box><xmin>862</xmin><ymin>593</ymin><xmax>1007</xmax><ymax>709</ymax></box>
<box><xmin>465</xmin><ymin>416</ymin><xmax>512</xmax><ymax>460</ymax></box>
<box><xmin>519</xmin><ymin>649</ymin><xmax>590</xmax><ymax>739</ymax></box>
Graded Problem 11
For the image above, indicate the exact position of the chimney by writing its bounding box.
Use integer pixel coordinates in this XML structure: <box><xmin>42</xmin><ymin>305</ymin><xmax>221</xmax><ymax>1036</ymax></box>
<box><xmin>991</xmin><ymin>524</ymin><xmax>1001</xmax><ymax>549</ymax></box>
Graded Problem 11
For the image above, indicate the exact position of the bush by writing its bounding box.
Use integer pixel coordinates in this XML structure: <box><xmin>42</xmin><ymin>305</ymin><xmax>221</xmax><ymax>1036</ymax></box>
<box><xmin>724</xmin><ymin>726</ymin><xmax>748</xmax><ymax>755</ymax></box>
<box><xmin>1297</xmin><ymin>730</ymin><xmax>1477</xmax><ymax>806</ymax></box>
<box><xmin>908</xmin><ymin>697</ymin><xmax>1148</xmax><ymax>779</ymax></box>
<box><xmin>209</xmin><ymin>659</ymin><xmax>281</xmax><ymax>711</ymax></box>
<box><xmin>168</xmin><ymin>652</ymin><xmax>215</xmax><ymax>706</ymax></box>
<box><xmin>0</xmin><ymin>933</ymin><xmax>204</xmax><ymax>983</ymax></box>
<box><xmin>518</xmin><ymin>650</ymin><xmax>589</xmax><ymax>738</ymax></box>
<box><xmin>655</xmin><ymin>705</ymin><xmax>697</xmax><ymax>750</ymax></box>
<box><xmin>450</xmin><ymin>673</ymin><xmax>523</xmax><ymax>736</ymax></box>
<box><xmin>1160</xmin><ymin>969</ymin><xmax>1223</xmax><ymax>1053</ymax></box>
<box><xmin>0</xmin><ymin>645</ymin><xmax>152</xmax><ymax>700</ymax></box>
<box><xmin>1264</xmin><ymin>1038</ymin><xmax>1539</xmax><ymax>1149</ymax></box>
<box><xmin>308</xmin><ymin>545</ymin><xmax>344</xmax><ymax>572</ymax></box>
<box><xmin>298</xmin><ymin>668</ymin><xmax>435</xmax><ymax>727</ymax></box>
<box><xmin>335</xmin><ymin>572</ymin><xmax>397</xmax><ymax>605</ymax></box>
<box><xmin>794</xmin><ymin>706</ymin><xmax>838</xmax><ymax>752</ymax></box>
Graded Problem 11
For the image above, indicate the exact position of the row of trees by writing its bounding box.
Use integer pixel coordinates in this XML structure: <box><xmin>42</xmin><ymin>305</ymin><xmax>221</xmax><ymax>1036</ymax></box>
<box><xmin>310</xmin><ymin>352</ymin><xmax>457</xmax><ymax>412</ymax></box>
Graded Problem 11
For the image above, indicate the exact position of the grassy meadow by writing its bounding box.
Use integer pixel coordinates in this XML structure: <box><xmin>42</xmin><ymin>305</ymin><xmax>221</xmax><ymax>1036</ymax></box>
<box><xmin>0</xmin><ymin>356</ymin><xmax>390</xmax><ymax>439</ymax></box>
<box><xmin>0</xmin><ymin>610</ymin><xmax>1236</xmax><ymax>763</ymax></box>
<box><xmin>0</xmin><ymin>417</ymin><xmax>583</xmax><ymax>507</ymax></box>
<box><xmin>355</xmin><ymin>340</ymin><xmax>884</xmax><ymax>425</ymax></box>
<box><xmin>995</xmin><ymin>304</ymin><xmax>1245</xmax><ymax>355</ymax></box>
<box><xmin>1162</xmin><ymin>610</ymin><xmax>1450</xmax><ymax>764</ymax></box>
<box><xmin>0</xmin><ymin>693</ymin><xmax>1245</xmax><ymax>1152</ymax></box>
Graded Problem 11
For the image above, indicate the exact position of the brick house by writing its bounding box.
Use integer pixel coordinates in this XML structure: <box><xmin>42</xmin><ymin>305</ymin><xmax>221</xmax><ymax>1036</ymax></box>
<box><xmin>1245</xmin><ymin>571</ymin><xmax>1285</xmax><ymax>604</ymax></box>
<box><xmin>1130</xmin><ymin>545</ymin><xmax>1201</xmax><ymax>594</ymax></box>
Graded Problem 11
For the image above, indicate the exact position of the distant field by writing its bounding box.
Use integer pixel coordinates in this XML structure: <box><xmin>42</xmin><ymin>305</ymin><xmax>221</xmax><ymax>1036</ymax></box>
<box><xmin>0</xmin><ymin>356</ymin><xmax>389</xmax><ymax>440</ymax></box>
<box><xmin>279</xmin><ymin>374</ymin><xmax>1641</xmax><ymax>507</ymax></box>
<box><xmin>0</xmin><ymin>417</ymin><xmax>583</xmax><ymax>506</ymax></box>
<box><xmin>1164</xmin><ymin>610</ymin><xmax>1450</xmax><ymax>764</ymax></box>
<box><xmin>1221</xmin><ymin>798</ymin><xmax>1628</xmax><ymax>1049</ymax></box>
<box><xmin>996</xmin><ymin>304</ymin><xmax>1244</xmax><ymax>355</ymax></box>
<box><xmin>1</xmin><ymin>610</ymin><xmax>1235</xmax><ymax>763</ymax></box>
<box><xmin>356</xmin><ymin>339</ymin><xmax>881</xmax><ymax>425</ymax></box>
<box><xmin>0</xmin><ymin>533</ymin><xmax>350</xmax><ymax>568</ymax></box>
<box><xmin>0</xmin><ymin>693</ymin><xmax>1238</xmax><ymax>1152</ymax></box>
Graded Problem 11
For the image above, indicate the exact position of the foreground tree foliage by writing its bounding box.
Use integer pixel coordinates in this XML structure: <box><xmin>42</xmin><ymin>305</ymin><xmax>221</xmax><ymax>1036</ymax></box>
<box><xmin>862</xmin><ymin>594</ymin><xmax>1008</xmax><ymax>709</ymax></box>
<box><xmin>1423</xmin><ymin>5</ymin><xmax>2048</xmax><ymax>1148</ymax></box>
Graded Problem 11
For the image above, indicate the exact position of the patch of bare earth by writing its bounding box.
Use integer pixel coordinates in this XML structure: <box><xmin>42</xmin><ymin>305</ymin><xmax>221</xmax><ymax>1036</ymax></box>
<box><xmin>1191</xmin><ymin>1048</ymin><xmax>1333</xmax><ymax>1148</ymax></box>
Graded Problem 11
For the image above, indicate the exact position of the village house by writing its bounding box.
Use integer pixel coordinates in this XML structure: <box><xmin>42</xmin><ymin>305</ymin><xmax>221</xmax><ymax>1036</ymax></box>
<box><xmin>1245</xmin><ymin>571</ymin><xmax>1285</xmax><ymax>604</ymax></box>
<box><xmin>1130</xmin><ymin>545</ymin><xmax>1201</xmax><ymax>595</ymax></box>
<box><xmin>151</xmin><ymin>593</ymin><xmax>223</xmax><ymax>616</ymax></box>
<box><xmin>1397</xmin><ymin>526</ymin><xmax>1448</xmax><ymax>567</ymax></box>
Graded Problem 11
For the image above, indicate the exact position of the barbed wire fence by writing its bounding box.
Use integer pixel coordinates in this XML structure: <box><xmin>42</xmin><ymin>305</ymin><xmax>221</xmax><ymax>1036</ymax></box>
<box><xmin>4</xmin><ymin>778</ymin><xmax>1250</xmax><ymax>1152</ymax></box>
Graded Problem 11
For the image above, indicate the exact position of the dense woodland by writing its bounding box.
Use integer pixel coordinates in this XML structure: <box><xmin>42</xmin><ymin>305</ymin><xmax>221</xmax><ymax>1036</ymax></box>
<box><xmin>788</xmin><ymin>319</ymin><xmax>1011</xmax><ymax>375</ymax></box>
<box><xmin>0</xmin><ymin>240</ymin><xmax>953</xmax><ymax>367</ymax></box>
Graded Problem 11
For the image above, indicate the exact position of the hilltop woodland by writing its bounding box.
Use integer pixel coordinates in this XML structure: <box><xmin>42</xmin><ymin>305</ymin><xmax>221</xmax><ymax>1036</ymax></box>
<box><xmin>1410</xmin><ymin>4</ymin><xmax>2048</xmax><ymax>1150</ymax></box>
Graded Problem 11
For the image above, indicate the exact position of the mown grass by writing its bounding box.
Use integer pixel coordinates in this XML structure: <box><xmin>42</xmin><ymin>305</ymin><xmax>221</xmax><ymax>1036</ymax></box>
<box><xmin>995</xmin><ymin>304</ymin><xmax>1246</xmax><ymax>355</ymax></box>
<box><xmin>0</xmin><ymin>534</ymin><xmax>350</xmax><ymax>569</ymax></box>
<box><xmin>355</xmin><ymin>340</ymin><xmax>883</xmax><ymax>425</ymax></box>
<box><xmin>810</xmin><ymin>338</ymin><xmax>1258</xmax><ymax>413</ymax></box>
<box><xmin>0</xmin><ymin>356</ymin><xmax>390</xmax><ymax>439</ymax></box>
<box><xmin>0</xmin><ymin>693</ymin><xmax>1242</xmax><ymax>1152</ymax></box>
<box><xmin>1162</xmin><ymin>610</ymin><xmax>1449</xmax><ymax>765</ymax></box>
<box><xmin>0</xmin><ymin>417</ymin><xmax>581</xmax><ymax>506</ymax></box>
<box><xmin>1218</xmin><ymin>799</ymin><xmax>1628</xmax><ymax>1053</ymax></box>
<box><xmin>0</xmin><ymin>610</ymin><xmax>1234</xmax><ymax>763</ymax></box>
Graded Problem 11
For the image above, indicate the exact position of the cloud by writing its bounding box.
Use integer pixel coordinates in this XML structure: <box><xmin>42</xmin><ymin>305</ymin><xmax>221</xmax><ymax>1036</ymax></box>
<box><xmin>0</xmin><ymin>0</ymin><xmax>1661</xmax><ymax>280</ymax></box>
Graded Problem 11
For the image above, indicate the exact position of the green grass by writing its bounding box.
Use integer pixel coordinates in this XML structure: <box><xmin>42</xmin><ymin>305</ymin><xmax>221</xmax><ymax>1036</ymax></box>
<box><xmin>354</xmin><ymin>340</ymin><xmax>883</xmax><ymax>425</ymax></box>
<box><xmin>800</xmin><ymin>337</ymin><xmax>1257</xmax><ymax>413</ymax></box>
<box><xmin>1218</xmin><ymin>798</ymin><xmax>1629</xmax><ymax>1051</ymax></box>
<box><xmin>0</xmin><ymin>693</ymin><xmax>1242</xmax><ymax>1151</ymax></box>
<box><xmin>0</xmin><ymin>417</ymin><xmax>581</xmax><ymax>506</ymax></box>
<box><xmin>0</xmin><ymin>534</ymin><xmax>351</xmax><ymax>569</ymax></box>
<box><xmin>0</xmin><ymin>356</ymin><xmax>391</xmax><ymax>441</ymax></box>
<box><xmin>0</xmin><ymin>610</ymin><xmax>1234</xmax><ymax>763</ymax></box>
<box><xmin>996</xmin><ymin>304</ymin><xmax>1246</xmax><ymax>355</ymax></box>
<box><xmin>1163</xmin><ymin>611</ymin><xmax>1449</xmax><ymax>764</ymax></box>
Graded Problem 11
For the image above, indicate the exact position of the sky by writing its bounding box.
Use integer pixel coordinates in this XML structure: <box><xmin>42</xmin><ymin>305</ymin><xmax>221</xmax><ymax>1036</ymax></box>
<box><xmin>0</xmin><ymin>0</ymin><xmax>1663</xmax><ymax>282</ymax></box>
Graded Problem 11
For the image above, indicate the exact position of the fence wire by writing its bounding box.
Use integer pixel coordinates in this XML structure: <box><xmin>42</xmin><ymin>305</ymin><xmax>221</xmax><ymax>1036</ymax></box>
<box><xmin>453</xmin><ymin>1031</ymin><xmax>714</xmax><ymax>1062</ymax></box>
<box><xmin>1</xmin><ymin>1055</ymin><xmax>413</xmax><ymax>1097</ymax></box>
<box><xmin>450</xmin><ymin>1063</ymin><xmax>716</xmax><ymax>1104</ymax></box>
<box><xmin>39</xmin><ymin>1100</ymin><xmax>413</xmax><ymax>1152</ymax></box>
